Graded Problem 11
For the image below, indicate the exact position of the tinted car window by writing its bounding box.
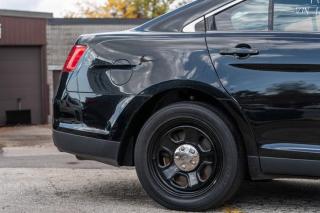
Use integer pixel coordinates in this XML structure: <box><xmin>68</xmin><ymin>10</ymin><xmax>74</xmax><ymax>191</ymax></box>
<box><xmin>213</xmin><ymin>0</ymin><xmax>269</xmax><ymax>31</ymax></box>
<box><xmin>274</xmin><ymin>0</ymin><xmax>320</xmax><ymax>32</ymax></box>
<box><xmin>195</xmin><ymin>19</ymin><xmax>206</xmax><ymax>31</ymax></box>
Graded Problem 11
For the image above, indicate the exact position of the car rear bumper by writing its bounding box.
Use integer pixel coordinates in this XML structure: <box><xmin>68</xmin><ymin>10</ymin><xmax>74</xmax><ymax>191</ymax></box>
<box><xmin>52</xmin><ymin>130</ymin><xmax>120</xmax><ymax>166</ymax></box>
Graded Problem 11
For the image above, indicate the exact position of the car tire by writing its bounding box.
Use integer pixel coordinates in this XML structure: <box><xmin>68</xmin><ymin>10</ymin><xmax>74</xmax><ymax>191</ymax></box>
<box><xmin>135</xmin><ymin>102</ymin><xmax>244</xmax><ymax>211</ymax></box>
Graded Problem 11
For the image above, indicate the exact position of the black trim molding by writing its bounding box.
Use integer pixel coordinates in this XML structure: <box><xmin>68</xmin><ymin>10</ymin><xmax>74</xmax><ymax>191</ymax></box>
<box><xmin>53</xmin><ymin>130</ymin><xmax>120</xmax><ymax>166</ymax></box>
<box><xmin>261</xmin><ymin>156</ymin><xmax>320</xmax><ymax>177</ymax></box>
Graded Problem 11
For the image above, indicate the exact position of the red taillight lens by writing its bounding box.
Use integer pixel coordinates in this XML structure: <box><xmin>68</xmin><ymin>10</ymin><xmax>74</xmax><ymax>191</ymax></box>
<box><xmin>63</xmin><ymin>45</ymin><xmax>87</xmax><ymax>72</ymax></box>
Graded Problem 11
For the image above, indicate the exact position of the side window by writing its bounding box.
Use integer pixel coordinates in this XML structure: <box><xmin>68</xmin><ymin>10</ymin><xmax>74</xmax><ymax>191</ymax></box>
<box><xmin>195</xmin><ymin>19</ymin><xmax>206</xmax><ymax>32</ymax></box>
<box><xmin>274</xmin><ymin>0</ymin><xmax>320</xmax><ymax>32</ymax></box>
<box><xmin>195</xmin><ymin>17</ymin><xmax>214</xmax><ymax>32</ymax></box>
<box><xmin>212</xmin><ymin>0</ymin><xmax>269</xmax><ymax>31</ymax></box>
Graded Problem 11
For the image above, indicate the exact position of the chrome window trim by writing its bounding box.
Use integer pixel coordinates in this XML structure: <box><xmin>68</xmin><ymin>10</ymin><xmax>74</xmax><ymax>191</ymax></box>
<box><xmin>182</xmin><ymin>0</ymin><xmax>246</xmax><ymax>32</ymax></box>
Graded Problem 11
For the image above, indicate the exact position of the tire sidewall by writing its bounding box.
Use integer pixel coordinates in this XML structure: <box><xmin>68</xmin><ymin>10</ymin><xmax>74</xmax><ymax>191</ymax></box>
<box><xmin>135</xmin><ymin>103</ymin><xmax>241</xmax><ymax>211</ymax></box>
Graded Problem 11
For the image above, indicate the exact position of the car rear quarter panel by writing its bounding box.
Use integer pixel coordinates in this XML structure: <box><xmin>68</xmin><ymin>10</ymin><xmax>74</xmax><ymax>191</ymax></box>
<box><xmin>78</xmin><ymin>33</ymin><xmax>223</xmax><ymax>95</ymax></box>
<box><xmin>74</xmin><ymin>33</ymin><xmax>229</xmax><ymax>136</ymax></box>
<box><xmin>54</xmin><ymin>32</ymin><xmax>259</xmax><ymax>166</ymax></box>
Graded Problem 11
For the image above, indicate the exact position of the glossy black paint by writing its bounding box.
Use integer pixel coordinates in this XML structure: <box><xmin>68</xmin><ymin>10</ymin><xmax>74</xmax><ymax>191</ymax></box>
<box><xmin>53</xmin><ymin>0</ymin><xmax>320</xmax><ymax>179</ymax></box>
<box><xmin>207</xmin><ymin>32</ymin><xmax>320</xmax><ymax>159</ymax></box>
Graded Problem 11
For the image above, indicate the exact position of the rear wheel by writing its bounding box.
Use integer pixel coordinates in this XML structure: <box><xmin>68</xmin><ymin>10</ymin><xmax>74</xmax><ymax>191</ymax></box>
<box><xmin>135</xmin><ymin>102</ymin><xmax>244</xmax><ymax>211</ymax></box>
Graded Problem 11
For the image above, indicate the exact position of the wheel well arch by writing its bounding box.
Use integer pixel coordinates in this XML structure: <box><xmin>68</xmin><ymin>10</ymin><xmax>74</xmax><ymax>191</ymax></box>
<box><xmin>118</xmin><ymin>86</ymin><xmax>257</xmax><ymax>171</ymax></box>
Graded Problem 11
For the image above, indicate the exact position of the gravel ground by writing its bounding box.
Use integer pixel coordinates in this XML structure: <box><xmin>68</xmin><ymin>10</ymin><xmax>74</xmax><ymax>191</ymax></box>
<box><xmin>0</xmin><ymin>125</ymin><xmax>52</xmax><ymax>148</ymax></box>
<box><xmin>1</xmin><ymin>126</ymin><xmax>320</xmax><ymax>213</ymax></box>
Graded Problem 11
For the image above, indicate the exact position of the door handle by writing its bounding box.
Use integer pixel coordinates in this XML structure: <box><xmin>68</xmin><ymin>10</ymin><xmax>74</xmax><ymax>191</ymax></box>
<box><xmin>219</xmin><ymin>47</ymin><xmax>259</xmax><ymax>58</ymax></box>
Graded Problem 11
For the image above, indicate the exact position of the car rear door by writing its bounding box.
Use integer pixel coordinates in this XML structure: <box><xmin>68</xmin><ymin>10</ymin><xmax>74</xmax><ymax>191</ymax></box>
<box><xmin>205</xmin><ymin>0</ymin><xmax>320</xmax><ymax>176</ymax></box>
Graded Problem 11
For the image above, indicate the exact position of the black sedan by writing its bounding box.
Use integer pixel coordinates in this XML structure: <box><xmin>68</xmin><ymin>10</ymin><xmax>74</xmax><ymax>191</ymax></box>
<box><xmin>53</xmin><ymin>0</ymin><xmax>320</xmax><ymax>211</ymax></box>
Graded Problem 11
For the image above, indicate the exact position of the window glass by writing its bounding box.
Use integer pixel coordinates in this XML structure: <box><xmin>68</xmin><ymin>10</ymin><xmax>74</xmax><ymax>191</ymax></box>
<box><xmin>274</xmin><ymin>0</ymin><xmax>320</xmax><ymax>32</ymax></box>
<box><xmin>213</xmin><ymin>0</ymin><xmax>269</xmax><ymax>31</ymax></box>
<box><xmin>194</xmin><ymin>17</ymin><xmax>215</xmax><ymax>32</ymax></box>
<box><xmin>195</xmin><ymin>19</ymin><xmax>206</xmax><ymax>31</ymax></box>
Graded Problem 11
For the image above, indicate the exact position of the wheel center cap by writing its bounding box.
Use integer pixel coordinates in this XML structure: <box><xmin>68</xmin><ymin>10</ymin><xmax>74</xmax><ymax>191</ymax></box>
<box><xmin>174</xmin><ymin>144</ymin><xmax>200</xmax><ymax>172</ymax></box>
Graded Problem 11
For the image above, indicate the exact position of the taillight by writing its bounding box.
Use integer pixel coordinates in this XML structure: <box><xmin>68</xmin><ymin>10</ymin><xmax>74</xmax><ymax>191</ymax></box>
<box><xmin>63</xmin><ymin>45</ymin><xmax>87</xmax><ymax>72</ymax></box>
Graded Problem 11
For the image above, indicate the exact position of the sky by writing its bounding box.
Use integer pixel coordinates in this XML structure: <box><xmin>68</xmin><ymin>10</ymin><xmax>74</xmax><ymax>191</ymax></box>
<box><xmin>0</xmin><ymin>0</ymin><xmax>187</xmax><ymax>18</ymax></box>
<box><xmin>0</xmin><ymin>0</ymin><xmax>106</xmax><ymax>17</ymax></box>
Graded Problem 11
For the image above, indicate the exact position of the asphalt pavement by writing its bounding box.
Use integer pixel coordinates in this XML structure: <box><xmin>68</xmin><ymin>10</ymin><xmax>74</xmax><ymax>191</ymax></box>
<box><xmin>1</xmin><ymin>126</ymin><xmax>320</xmax><ymax>213</ymax></box>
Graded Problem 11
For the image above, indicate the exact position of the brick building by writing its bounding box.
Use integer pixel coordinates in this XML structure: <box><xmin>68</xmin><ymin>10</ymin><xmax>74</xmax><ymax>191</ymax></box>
<box><xmin>0</xmin><ymin>9</ymin><xmax>148</xmax><ymax>125</ymax></box>
<box><xmin>0</xmin><ymin>10</ymin><xmax>52</xmax><ymax>126</ymax></box>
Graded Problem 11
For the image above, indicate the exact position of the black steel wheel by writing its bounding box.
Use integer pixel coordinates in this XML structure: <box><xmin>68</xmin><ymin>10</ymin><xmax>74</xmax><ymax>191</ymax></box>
<box><xmin>150</xmin><ymin>125</ymin><xmax>222</xmax><ymax>196</ymax></box>
<box><xmin>135</xmin><ymin>102</ymin><xmax>244</xmax><ymax>211</ymax></box>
